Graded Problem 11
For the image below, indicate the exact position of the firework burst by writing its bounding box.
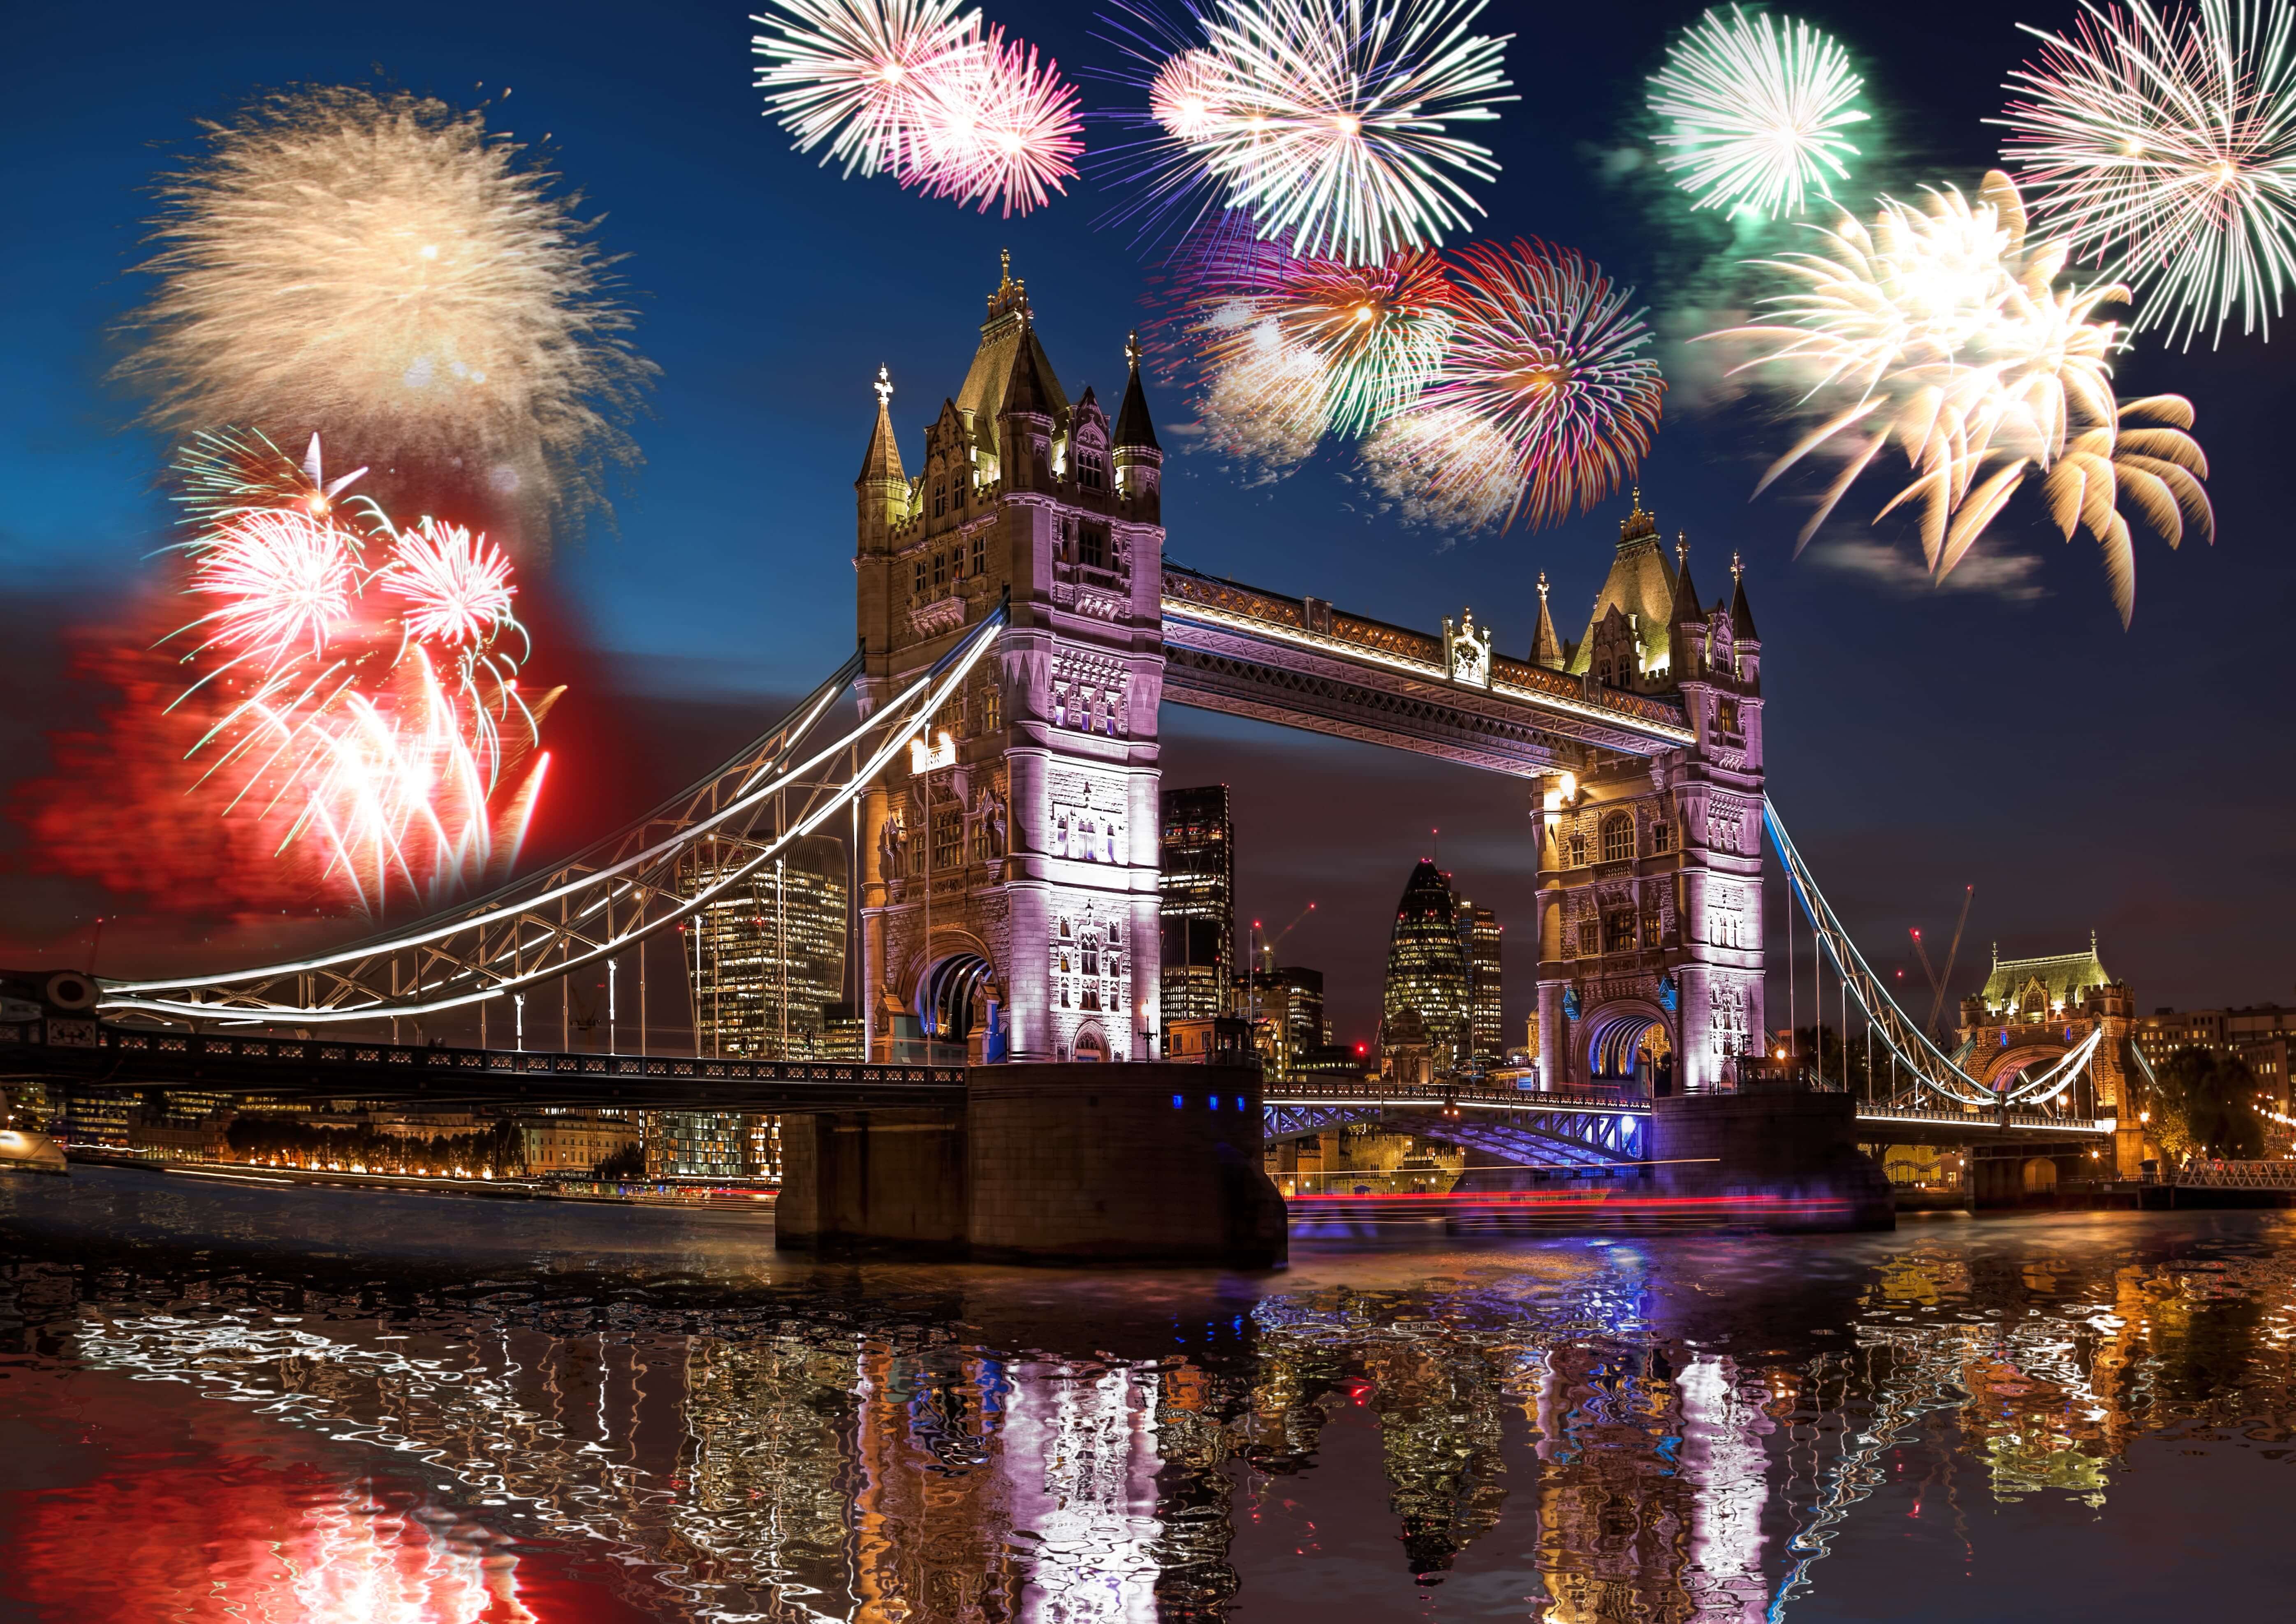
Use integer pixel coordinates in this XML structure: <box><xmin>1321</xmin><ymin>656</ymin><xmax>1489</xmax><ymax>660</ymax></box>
<box><xmin>1708</xmin><ymin>172</ymin><xmax>2213</xmax><ymax>622</ymax></box>
<box><xmin>120</xmin><ymin>87</ymin><xmax>649</xmax><ymax>542</ymax></box>
<box><xmin>1649</xmin><ymin>5</ymin><xmax>1867</xmax><ymax>220</ymax></box>
<box><xmin>161</xmin><ymin>433</ymin><xmax>554</xmax><ymax>915</ymax></box>
<box><xmin>907</xmin><ymin>25</ymin><xmax>1085</xmax><ymax>214</ymax></box>
<box><xmin>1107</xmin><ymin>0</ymin><xmax>1515</xmax><ymax>262</ymax></box>
<box><xmin>1999</xmin><ymin>0</ymin><xmax>2296</xmax><ymax>347</ymax></box>
<box><xmin>751</xmin><ymin>0</ymin><xmax>982</xmax><ymax>177</ymax></box>
<box><xmin>1386</xmin><ymin>238</ymin><xmax>1665</xmax><ymax>530</ymax></box>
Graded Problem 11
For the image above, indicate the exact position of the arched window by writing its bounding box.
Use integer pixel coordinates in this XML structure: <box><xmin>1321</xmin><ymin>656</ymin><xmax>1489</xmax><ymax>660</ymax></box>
<box><xmin>1650</xmin><ymin>818</ymin><xmax>1673</xmax><ymax>855</ymax></box>
<box><xmin>1079</xmin><ymin>449</ymin><xmax>1106</xmax><ymax>491</ymax></box>
<box><xmin>1601</xmin><ymin>814</ymin><xmax>1634</xmax><ymax>863</ymax></box>
<box><xmin>1568</xmin><ymin>831</ymin><xmax>1587</xmax><ymax>867</ymax></box>
<box><xmin>1078</xmin><ymin>818</ymin><xmax>1097</xmax><ymax>860</ymax></box>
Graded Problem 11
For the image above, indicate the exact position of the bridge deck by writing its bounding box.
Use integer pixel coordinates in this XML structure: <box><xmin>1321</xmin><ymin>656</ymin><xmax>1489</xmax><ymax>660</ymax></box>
<box><xmin>1</xmin><ymin>1023</ymin><xmax>964</xmax><ymax>1111</ymax></box>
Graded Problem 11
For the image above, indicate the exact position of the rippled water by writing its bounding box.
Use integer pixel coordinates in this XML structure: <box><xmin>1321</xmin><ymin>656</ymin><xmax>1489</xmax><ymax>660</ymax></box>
<box><xmin>3</xmin><ymin>1168</ymin><xmax>2294</xmax><ymax>1621</ymax></box>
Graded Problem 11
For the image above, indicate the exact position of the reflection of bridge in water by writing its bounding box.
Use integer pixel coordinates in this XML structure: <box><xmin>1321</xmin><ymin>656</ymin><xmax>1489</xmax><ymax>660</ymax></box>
<box><xmin>45</xmin><ymin>1214</ymin><xmax>2292</xmax><ymax>1623</ymax></box>
<box><xmin>0</xmin><ymin>256</ymin><xmax>2130</xmax><ymax>1247</ymax></box>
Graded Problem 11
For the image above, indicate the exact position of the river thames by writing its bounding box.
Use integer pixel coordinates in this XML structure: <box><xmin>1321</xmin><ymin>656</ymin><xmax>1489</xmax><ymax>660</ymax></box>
<box><xmin>2</xmin><ymin>1168</ymin><xmax>2290</xmax><ymax>1622</ymax></box>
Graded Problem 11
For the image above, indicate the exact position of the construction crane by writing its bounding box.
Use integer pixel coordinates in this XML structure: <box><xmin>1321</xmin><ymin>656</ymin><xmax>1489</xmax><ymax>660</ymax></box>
<box><xmin>1907</xmin><ymin>885</ymin><xmax>1974</xmax><ymax>1042</ymax></box>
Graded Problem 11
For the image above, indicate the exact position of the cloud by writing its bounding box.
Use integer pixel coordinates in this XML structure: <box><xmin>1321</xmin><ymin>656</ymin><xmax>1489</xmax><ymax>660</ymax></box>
<box><xmin>1809</xmin><ymin>539</ymin><xmax>2048</xmax><ymax>602</ymax></box>
<box><xmin>1159</xmin><ymin>420</ymin><xmax>1207</xmax><ymax>439</ymax></box>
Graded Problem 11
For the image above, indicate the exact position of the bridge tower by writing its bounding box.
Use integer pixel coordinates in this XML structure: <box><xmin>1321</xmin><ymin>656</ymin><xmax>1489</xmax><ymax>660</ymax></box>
<box><xmin>854</xmin><ymin>255</ymin><xmax>1168</xmax><ymax>1064</ymax></box>
<box><xmin>1530</xmin><ymin>501</ymin><xmax>1767</xmax><ymax>1093</ymax></box>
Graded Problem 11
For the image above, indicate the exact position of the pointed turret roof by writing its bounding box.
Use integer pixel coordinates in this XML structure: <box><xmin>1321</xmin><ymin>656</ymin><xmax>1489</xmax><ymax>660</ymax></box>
<box><xmin>1529</xmin><ymin>572</ymin><xmax>1564</xmax><ymax>669</ymax></box>
<box><xmin>1568</xmin><ymin>488</ymin><xmax>1677</xmax><ymax>676</ymax></box>
<box><xmin>1669</xmin><ymin>537</ymin><xmax>1702</xmax><ymax>627</ymax></box>
<box><xmin>855</xmin><ymin>365</ymin><xmax>905</xmax><ymax>487</ymax></box>
<box><xmin>1729</xmin><ymin>551</ymin><xmax>1760</xmax><ymax>641</ymax></box>
<box><xmin>1114</xmin><ymin>331</ymin><xmax>1161</xmax><ymax>451</ymax></box>
<box><xmin>1001</xmin><ymin>324</ymin><xmax>1058</xmax><ymax>418</ymax></box>
<box><xmin>956</xmin><ymin>251</ymin><xmax>1068</xmax><ymax>458</ymax></box>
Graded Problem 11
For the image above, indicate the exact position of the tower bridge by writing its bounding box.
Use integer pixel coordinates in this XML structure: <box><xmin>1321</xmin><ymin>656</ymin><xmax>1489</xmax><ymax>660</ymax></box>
<box><xmin>2</xmin><ymin>257</ymin><xmax>2127</xmax><ymax>1252</ymax></box>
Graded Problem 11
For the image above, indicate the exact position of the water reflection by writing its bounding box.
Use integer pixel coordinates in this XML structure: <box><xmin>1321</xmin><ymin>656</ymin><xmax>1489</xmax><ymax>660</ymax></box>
<box><xmin>3</xmin><ymin>1178</ymin><xmax>2294</xmax><ymax>1620</ymax></box>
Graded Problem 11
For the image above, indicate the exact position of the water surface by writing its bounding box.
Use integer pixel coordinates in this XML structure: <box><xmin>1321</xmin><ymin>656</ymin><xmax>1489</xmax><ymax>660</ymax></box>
<box><xmin>3</xmin><ymin>1166</ymin><xmax>2291</xmax><ymax>1621</ymax></box>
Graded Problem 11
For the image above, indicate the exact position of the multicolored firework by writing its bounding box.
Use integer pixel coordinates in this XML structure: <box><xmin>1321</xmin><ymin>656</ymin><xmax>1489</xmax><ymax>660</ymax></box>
<box><xmin>1648</xmin><ymin>5</ymin><xmax>1867</xmax><ymax>220</ymax></box>
<box><xmin>1388</xmin><ymin>238</ymin><xmax>1666</xmax><ymax>530</ymax></box>
<box><xmin>1108</xmin><ymin>0</ymin><xmax>1515</xmax><ymax>263</ymax></box>
<box><xmin>1172</xmin><ymin>226</ymin><xmax>1456</xmax><ymax>437</ymax></box>
<box><xmin>753</xmin><ymin>1</ymin><xmax>1082</xmax><ymax>215</ymax></box>
<box><xmin>161</xmin><ymin>430</ymin><xmax>553</xmax><ymax>917</ymax></box>
<box><xmin>1999</xmin><ymin>0</ymin><xmax>2296</xmax><ymax>348</ymax></box>
<box><xmin>1708</xmin><ymin>172</ymin><xmax>2213</xmax><ymax>622</ymax></box>
<box><xmin>750</xmin><ymin>0</ymin><xmax>982</xmax><ymax>177</ymax></box>
<box><xmin>119</xmin><ymin>87</ymin><xmax>649</xmax><ymax>544</ymax></box>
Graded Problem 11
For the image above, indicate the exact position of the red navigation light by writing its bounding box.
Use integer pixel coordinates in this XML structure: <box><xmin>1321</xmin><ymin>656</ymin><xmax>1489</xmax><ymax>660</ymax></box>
<box><xmin>1354</xmin><ymin>1042</ymin><xmax>1367</xmax><ymax>1055</ymax></box>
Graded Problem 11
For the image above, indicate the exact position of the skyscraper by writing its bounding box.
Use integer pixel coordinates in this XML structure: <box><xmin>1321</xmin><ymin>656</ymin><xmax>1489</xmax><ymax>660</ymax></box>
<box><xmin>1455</xmin><ymin>900</ymin><xmax>1503</xmax><ymax>1063</ymax></box>
<box><xmin>1383</xmin><ymin>860</ymin><xmax>1473</xmax><ymax>1074</ymax></box>
<box><xmin>1252</xmin><ymin>964</ymin><xmax>1326</xmax><ymax>1083</ymax></box>
<box><xmin>680</xmin><ymin>833</ymin><xmax>849</xmax><ymax>1060</ymax></box>
<box><xmin>1159</xmin><ymin>784</ymin><xmax>1234</xmax><ymax>1025</ymax></box>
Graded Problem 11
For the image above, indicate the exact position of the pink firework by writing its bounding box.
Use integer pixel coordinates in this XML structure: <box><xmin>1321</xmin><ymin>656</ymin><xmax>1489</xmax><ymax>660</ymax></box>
<box><xmin>1409</xmin><ymin>237</ymin><xmax>1665</xmax><ymax>529</ymax></box>
<box><xmin>751</xmin><ymin>0</ymin><xmax>984</xmax><ymax>178</ymax></box>
<box><xmin>185</xmin><ymin>505</ymin><xmax>361</xmax><ymax>663</ymax></box>
<box><xmin>902</xmin><ymin>25</ymin><xmax>1084</xmax><ymax>215</ymax></box>
<box><xmin>380</xmin><ymin>516</ymin><xmax>517</xmax><ymax>648</ymax></box>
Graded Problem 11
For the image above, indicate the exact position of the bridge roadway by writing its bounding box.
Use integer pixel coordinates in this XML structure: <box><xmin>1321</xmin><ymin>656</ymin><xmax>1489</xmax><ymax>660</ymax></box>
<box><xmin>6</xmin><ymin>1023</ymin><xmax>2112</xmax><ymax>1157</ymax></box>
<box><xmin>1</xmin><ymin>1021</ymin><xmax>966</xmax><ymax>1113</ymax></box>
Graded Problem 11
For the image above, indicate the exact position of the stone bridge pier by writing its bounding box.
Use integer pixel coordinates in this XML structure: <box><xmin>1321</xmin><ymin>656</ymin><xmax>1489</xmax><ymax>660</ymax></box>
<box><xmin>774</xmin><ymin>1062</ymin><xmax>1285</xmax><ymax>1265</ymax></box>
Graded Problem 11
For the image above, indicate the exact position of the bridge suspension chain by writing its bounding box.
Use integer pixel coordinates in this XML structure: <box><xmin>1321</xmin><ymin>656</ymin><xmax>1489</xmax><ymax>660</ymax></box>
<box><xmin>100</xmin><ymin>608</ymin><xmax>1009</xmax><ymax>1027</ymax></box>
<box><xmin>1763</xmin><ymin>798</ymin><xmax>2099</xmax><ymax>1110</ymax></box>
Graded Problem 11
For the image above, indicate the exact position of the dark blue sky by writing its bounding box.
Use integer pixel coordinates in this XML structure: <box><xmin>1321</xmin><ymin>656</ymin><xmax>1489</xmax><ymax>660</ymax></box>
<box><xmin>3</xmin><ymin>0</ymin><xmax>2289</xmax><ymax>1037</ymax></box>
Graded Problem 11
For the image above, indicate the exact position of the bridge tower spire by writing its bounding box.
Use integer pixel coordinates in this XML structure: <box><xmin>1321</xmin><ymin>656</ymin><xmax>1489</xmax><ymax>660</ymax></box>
<box><xmin>1530</xmin><ymin>500</ymin><xmax>1766</xmax><ymax>1095</ymax></box>
<box><xmin>855</xmin><ymin>254</ymin><xmax>1167</xmax><ymax>1064</ymax></box>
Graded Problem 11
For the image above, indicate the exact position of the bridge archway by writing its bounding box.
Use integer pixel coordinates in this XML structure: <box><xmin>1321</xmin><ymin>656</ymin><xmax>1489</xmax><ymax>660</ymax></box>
<box><xmin>1262</xmin><ymin>1105</ymin><xmax>1642</xmax><ymax>1171</ymax></box>
<box><xmin>915</xmin><ymin>946</ymin><xmax>1001</xmax><ymax>1060</ymax></box>
<box><xmin>1582</xmin><ymin>1001</ymin><xmax>1671</xmax><ymax>1093</ymax></box>
<box><xmin>1973</xmin><ymin>1041</ymin><xmax>2077</xmax><ymax>1094</ymax></box>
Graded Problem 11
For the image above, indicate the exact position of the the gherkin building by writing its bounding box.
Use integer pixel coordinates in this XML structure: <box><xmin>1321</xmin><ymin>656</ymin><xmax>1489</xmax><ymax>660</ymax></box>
<box><xmin>1383</xmin><ymin>859</ymin><xmax>1472</xmax><ymax>1072</ymax></box>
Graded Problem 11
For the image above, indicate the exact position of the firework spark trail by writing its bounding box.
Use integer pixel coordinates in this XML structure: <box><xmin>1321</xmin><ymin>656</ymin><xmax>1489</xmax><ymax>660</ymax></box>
<box><xmin>160</xmin><ymin>434</ymin><xmax>555</xmax><ymax>916</ymax></box>
<box><xmin>120</xmin><ymin>87</ymin><xmax>649</xmax><ymax>542</ymax></box>
<box><xmin>1103</xmin><ymin>0</ymin><xmax>1514</xmax><ymax>262</ymax></box>
<box><xmin>1649</xmin><ymin>5</ymin><xmax>1867</xmax><ymax>220</ymax></box>
<box><xmin>1708</xmin><ymin>171</ymin><xmax>2214</xmax><ymax>622</ymax></box>
<box><xmin>906</xmin><ymin>24</ymin><xmax>1085</xmax><ymax>214</ymax></box>
<box><xmin>751</xmin><ymin>0</ymin><xmax>982</xmax><ymax>177</ymax></box>
<box><xmin>1387</xmin><ymin>237</ymin><xmax>1664</xmax><ymax>530</ymax></box>
<box><xmin>1998</xmin><ymin>0</ymin><xmax>2296</xmax><ymax>347</ymax></box>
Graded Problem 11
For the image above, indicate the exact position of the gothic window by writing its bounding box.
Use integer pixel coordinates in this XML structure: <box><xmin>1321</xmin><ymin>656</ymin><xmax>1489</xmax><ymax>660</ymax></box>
<box><xmin>1082</xmin><ymin>985</ymin><xmax>1102</xmax><ymax>1011</ymax></box>
<box><xmin>969</xmin><ymin>813</ymin><xmax>992</xmax><ymax>864</ymax></box>
<box><xmin>980</xmin><ymin>679</ymin><xmax>1001</xmax><ymax>731</ymax></box>
<box><xmin>1080</xmin><ymin>523</ymin><xmax>1108</xmax><ymax>569</ymax></box>
<box><xmin>1103</xmin><ymin>698</ymin><xmax>1119</xmax><ymax>736</ymax></box>
<box><xmin>1569</xmin><ymin>831</ymin><xmax>1587</xmax><ymax>867</ymax></box>
<box><xmin>970</xmin><ymin>534</ymin><xmax>985</xmax><ymax>576</ymax></box>
<box><xmin>1650</xmin><ymin>818</ymin><xmax>1673</xmax><ymax>855</ymax></box>
<box><xmin>1079</xmin><ymin>449</ymin><xmax>1106</xmax><ymax>491</ymax></box>
<box><xmin>934</xmin><ymin>484</ymin><xmax>948</xmax><ymax>518</ymax></box>
<box><xmin>933</xmin><ymin>807</ymin><xmax>961</xmax><ymax>871</ymax></box>
<box><xmin>1715</xmin><ymin>696</ymin><xmax>1740</xmax><ymax>734</ymax></box>
<box><xmin>1643</xmin><ymin>906</ymin><xmax>1663</xmax><ymax>948</ymax></box>
<box><xmin>913</xmin><ymin>558</ymin><xmax>927</xmax><ymax>595</ymax></box>
<box><xmin>1577</xmin><ymin>919</ymin><xmax>1599</xmax><ymax>955</ymax></box>
<box><xmin>933</xmin><ymin>551</ymin><xmax>948</xmax><ymax>590</ymax></box>
<box><xmin>1060</xmin><ymin>916</ymin><xmax>1073</xmax><ymax>938</ymax></box>
<box><xmin>1052</xmin><ymin>687</ymin><xmax>1068</xmax><ymax>728</ymax></box>
<box><xmin>1106</xmin><ymin>921</ymin><xmax>1120</xmax><ymax>945</ymax></box>
<box><xmin>1102</xmin><ymin>821</ymin><xmax>1120</xmax><ymax>861</ymax></box>
<box><xmin>1601</xmin><ymin>814</ymin><xmax>1634</xmax><ymax>863</ymax></box>
<box><xmin>1083</xmin><ymin>947</ymin><xmax>1099</xmax><ymax>976</ymax></box>
<box><xmin>908</xmin><ymin>826</ymin><xmax>927</xmax><ymax>877</ymax></box>
<box><xmin>1603</xmin><ymin>911</ymin><xmax>1638</xmax><ymax>953</ymax></box>
<box><xmin>1078</xmin><ymin>818</ymin><xmax>1097</xmax><ymax>859</ymax></box>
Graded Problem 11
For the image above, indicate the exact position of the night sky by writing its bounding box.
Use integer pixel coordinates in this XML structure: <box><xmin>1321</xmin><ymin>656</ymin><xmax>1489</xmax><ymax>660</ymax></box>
<box><xmin>3</xmin><ymin>0</ymin><xmax>2289</xmax><ymax>1046</ymax></box>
